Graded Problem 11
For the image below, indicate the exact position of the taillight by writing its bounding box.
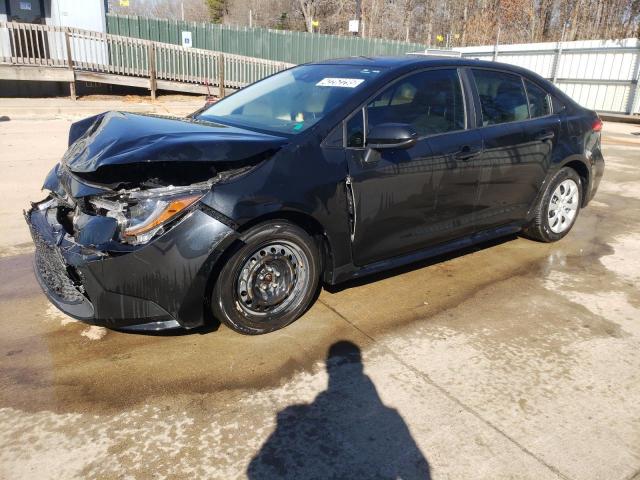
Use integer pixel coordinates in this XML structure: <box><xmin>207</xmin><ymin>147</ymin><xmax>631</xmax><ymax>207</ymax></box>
<box><xmin>592</xmin><ymin>118</ymin><xmax>603</xmax><ymax>132</ymax></box>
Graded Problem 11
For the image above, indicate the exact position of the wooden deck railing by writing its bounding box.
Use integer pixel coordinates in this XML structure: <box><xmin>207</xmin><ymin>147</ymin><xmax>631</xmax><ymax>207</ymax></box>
<box><xmin>0</xmin><ymin>21</ymin><xmax>294</xmax><ymax>99</ymax></box>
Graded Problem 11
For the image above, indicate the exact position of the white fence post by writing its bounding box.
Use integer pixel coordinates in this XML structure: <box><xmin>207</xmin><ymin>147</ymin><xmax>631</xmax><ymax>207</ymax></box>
<box><xmin>552</xmin><ymin>40</ymin><xmax>563</xmax><ymax>84</ymax></box>
<box><xmin>629</xmin><ymin>49</ymin><xmax>640</xmax><ymax>115</ymax></box>
<box><xmin>64</xmin><ymin>28</ymin><xmax>76</xmax><ymax>101</ymax></box>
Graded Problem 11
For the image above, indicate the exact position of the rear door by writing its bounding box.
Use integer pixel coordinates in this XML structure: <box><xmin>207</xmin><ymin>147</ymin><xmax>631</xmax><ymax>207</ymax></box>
<box><xmin>470</xmin><ymin>68</ymin><xmax>552</xmax><ymax>229</ymax></box>
<box><xmin>344</xmin><ymin>68</ymin><xmax>483</xmax><ymax>266</ymax></box>
<box><xmin>520</xmin><ymin>77</ymin><xmax>561</xmax><ymax>191</ymax></box>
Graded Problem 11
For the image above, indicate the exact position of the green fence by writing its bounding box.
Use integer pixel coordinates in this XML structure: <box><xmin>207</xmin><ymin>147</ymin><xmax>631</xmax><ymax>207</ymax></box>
<box><xmin>106</xmin><ymin>14</ymin><xmax>429</xmax><ymax>65</ymax></box>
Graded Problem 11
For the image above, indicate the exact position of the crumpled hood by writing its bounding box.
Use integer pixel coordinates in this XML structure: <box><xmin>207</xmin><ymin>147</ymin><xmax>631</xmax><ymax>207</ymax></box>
<box><xmin>63</xmin><ymin>111</ymin><xmax>288</xmax><ymax>174</ymax></box>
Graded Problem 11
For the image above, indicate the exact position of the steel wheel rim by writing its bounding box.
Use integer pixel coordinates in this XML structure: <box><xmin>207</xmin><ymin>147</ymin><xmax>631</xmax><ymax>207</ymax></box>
<box><xmin>234</xmin><ymin>240</ymin><xmax>309</xmax><ymax>318</ymax></box>
<box><xmin>548</xmin><ymin>179</ymin><xmax>579</xmax><ymax>234</ymax></box>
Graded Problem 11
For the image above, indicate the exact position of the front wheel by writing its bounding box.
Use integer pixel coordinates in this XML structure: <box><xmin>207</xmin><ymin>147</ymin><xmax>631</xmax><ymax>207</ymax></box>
<box><xmin>523</xmin><ymin>167</ymin><xmax>583</xmax><ymax>242</ymax></box>
<box><xmin>211</xmin><ymin>221</ymin><xmax>320</xmax><ymax>335</ymax></box>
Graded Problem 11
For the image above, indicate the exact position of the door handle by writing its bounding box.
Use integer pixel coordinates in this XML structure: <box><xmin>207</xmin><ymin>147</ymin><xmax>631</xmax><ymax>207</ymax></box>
<box><xmin>453</xmin><ymin>145</ymin><xmax>482</xmax><ymax>161</ymax></box>
<box><xmin>535</xmin><ymin>130</ymin><xmax>555</xmax><ymax>141</ymax></box>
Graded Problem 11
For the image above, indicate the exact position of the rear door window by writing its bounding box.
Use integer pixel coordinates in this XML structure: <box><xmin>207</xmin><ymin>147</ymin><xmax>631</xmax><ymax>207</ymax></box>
<box><xmin>524</xmin><ymin>80</ymin><xmax>552</xmax><ymax>118</ymax></box>
<box><xmin>472</xmin><ymin>69</ymin><xmax>529</xmax><ymax>126</ymax></box>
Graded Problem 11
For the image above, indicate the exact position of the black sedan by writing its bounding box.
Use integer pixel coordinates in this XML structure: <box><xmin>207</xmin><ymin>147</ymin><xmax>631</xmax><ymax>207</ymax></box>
<box><xmin>26</xmin><ymin>56</ymin><xmax>604</xmax><ymax>334</ymax></box>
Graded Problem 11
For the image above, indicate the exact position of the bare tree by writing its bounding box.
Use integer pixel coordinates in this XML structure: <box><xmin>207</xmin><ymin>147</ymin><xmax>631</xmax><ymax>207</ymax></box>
<box><xmin>206</xmin><ymin>0</ymin><xmax>230</xmax><ymax>22</ymax></box>
<box><xmin>108</xmin><ymin>0</ymin><xmax>210</xmax><ymax>21</ymax></box>
<box><xmin>298</xmin><ymin>0</ymin><xmax>316</xmax><ymax>31</ymax></box>
<box><xmin>109</xmin><ymin>0</ymin><xmax>640</xmax><ymax>45</ymax></box>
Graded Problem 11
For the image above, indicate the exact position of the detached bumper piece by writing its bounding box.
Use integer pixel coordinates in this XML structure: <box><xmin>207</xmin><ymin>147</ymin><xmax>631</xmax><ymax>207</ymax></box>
<box><xmin>25</xmin><ymin>198</ymin><xmax>237</xmax><ymax>331</ymax></box>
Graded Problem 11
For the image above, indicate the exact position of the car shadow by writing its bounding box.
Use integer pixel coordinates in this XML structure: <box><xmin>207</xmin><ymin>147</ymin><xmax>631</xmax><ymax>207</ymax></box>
<box><xmin>247</xmin><ymin>340</ymin><xmax>431</xmax><ymax>479</ymax></box>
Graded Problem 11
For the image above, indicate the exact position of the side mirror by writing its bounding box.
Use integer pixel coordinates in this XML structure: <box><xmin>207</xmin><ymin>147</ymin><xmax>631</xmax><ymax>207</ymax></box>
<box><xmin>367</xmin><ymin>123</ymin><xmax>418</xmax><ymax>150</ymax></box>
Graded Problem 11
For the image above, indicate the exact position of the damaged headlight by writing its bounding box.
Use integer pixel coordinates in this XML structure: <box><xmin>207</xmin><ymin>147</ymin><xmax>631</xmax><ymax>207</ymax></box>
<box><xmin>89</xmin><ymin>185</ymin><xmax>208</xmax><ymax>245</ymax></box>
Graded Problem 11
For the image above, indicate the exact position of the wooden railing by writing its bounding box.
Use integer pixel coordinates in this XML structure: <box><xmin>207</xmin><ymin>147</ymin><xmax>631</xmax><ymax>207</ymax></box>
<box><xmin>0</xmin><ymin>21</ymin><xmax>294</xmax><ymax>98</ymax></box>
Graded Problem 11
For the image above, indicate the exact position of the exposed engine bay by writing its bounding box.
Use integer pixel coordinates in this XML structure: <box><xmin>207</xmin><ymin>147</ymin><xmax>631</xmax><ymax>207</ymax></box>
<box><xmin>39</xmin><ymin>111</ymin><xmax>287</xmax><ymax>248</ymax></box>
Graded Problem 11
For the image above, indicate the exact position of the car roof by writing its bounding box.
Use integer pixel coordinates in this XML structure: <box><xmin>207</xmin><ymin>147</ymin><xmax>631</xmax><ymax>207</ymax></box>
<box><xmin>309</xmin><ymin>54</ymin><xmax>577</xmax><ymax>109</ymax></box>
<box><xmin>311</xmin><ymin>55</ymin><xmax>532</xmax><ymax>75</ymax></box>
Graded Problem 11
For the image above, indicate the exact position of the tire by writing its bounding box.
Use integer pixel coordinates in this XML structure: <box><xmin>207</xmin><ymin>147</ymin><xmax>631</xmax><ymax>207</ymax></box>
<box><xmin>211</xmin><ymin>220</ymin><xmax>321</xmax><ymax>335</ymax></box>
<box><xmin>523</xmin><ymin>167</ymin><xmax>583</xmax><ymax>242</ymax></box>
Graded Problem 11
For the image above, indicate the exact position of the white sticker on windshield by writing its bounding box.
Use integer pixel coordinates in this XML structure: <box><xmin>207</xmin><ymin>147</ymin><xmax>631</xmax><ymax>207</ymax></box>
<box><xmin>316</xmin><ymin>78</ymin><xmax>365</xmax><ymax>88</ymax></box>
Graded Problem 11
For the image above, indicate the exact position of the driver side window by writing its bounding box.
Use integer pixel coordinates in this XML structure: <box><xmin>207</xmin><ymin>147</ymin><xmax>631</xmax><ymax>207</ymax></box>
<box><xmin>366</xmin><ymin>69</ymin><xmax>465</xmax><ymax>138</ymax></box>
<box><xmin>345</xmin><ymin>68</ymin><xmax>465</xmax><ymax>148</ymax></box>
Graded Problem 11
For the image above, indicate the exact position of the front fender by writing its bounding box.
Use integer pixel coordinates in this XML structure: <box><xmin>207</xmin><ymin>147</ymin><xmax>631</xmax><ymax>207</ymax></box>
<box><xmin>84</xmin><ymin>209</ymin><xmax>239</xmax><ymax>328</ymax></box>
<box><xmin>199</xmin><ymin>143</ymin><xmax>352</xmax><ymax>285</ymax></box>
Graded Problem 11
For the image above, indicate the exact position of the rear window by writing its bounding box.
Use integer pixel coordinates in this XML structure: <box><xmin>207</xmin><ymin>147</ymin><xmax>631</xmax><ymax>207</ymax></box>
<box><xmin>472</xmin><ymin>69</ymin><xmax>529</xmax><ymax>126</ymax></box>
<box><xmin>551</xmin><ymin>95</ymin><xmax>566</xmax><ymax>112</ymax></box>
<box><xmin>524</xmin><ymin>80</ymin><xmax>551</xmax><ymax>118</ymax></box>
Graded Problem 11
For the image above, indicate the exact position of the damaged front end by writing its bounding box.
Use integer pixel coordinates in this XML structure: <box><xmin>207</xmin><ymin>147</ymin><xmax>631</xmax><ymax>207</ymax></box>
<box><xmin>26</xmin><ymin>188</ymin><xmax>237</xmax><ymax>330</ymax></box>
<box><xmin>26</xmin><ymin>195</ymin><xmax>101</xmax><ymax>322</ymax></box>
<box><xmin>26</xmin><ymin>111</ymin><xmax>285</xmax><ymax>330</ymax></box>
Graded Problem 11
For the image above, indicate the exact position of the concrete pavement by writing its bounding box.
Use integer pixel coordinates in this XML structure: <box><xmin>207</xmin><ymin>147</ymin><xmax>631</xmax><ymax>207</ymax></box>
<box><xmin>0</xmin><ymin>115</ymin><xmax>639</xmax><ymax>479</ymax></box>
<box><xmin>0</xmin><ymin>95</ymin><xmax>206</xmax><ymax>120</ymax></box>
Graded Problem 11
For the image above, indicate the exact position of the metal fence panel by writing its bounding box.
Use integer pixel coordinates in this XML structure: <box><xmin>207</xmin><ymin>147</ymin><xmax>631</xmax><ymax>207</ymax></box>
<box><xmin>106</xmin><ymin>14</ymin><xmax>431</xmax><ymax>64</ymax></box>
<box><xmin>108</xmin><ymin>13</ymin><xmax>640</xmax><ymax>113</ymax></box>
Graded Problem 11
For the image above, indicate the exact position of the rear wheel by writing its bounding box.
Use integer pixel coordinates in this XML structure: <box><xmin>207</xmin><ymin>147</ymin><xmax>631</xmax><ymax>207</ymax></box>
<box><xmin>212</xmin><ymin>220</ymin><xmax>320</xmax><ymax>335</ymax></box>
<box><xmin>523</xmin><ymin>167</ymin><xmax>582</xmax><ymax>242</ymax></box>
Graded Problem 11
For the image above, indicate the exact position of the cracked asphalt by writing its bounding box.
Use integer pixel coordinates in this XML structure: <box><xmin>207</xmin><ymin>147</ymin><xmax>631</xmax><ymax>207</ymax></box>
<box><xmin>0</xmin><ymin>116</ymin><xmax>639</xmax><ymax>479</ymax></box>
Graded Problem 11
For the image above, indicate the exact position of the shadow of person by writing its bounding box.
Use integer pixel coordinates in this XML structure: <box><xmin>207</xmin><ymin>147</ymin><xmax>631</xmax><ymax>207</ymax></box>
<box><xmin>247</xmin><ymin>341</ymin><xmax>431</xmax><ymax>479</ymax></box>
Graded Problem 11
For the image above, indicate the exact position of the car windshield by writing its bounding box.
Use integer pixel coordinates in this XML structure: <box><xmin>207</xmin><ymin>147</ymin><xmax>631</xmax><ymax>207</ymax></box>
<box><xmin>198</xmin><ymin>64</ymin><xmax>384</xmax><ymax>134</ymax></box>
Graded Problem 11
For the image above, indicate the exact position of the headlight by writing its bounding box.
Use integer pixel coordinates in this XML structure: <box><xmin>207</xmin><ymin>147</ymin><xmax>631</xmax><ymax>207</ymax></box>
<box><xmin>90</xmin><ymin>186</ymin><xmax>207</xmax><ymax>245</ymax></box>
<box><xmin>123</xmin><ymin>194</ymin><xmax>203</xmax><ymax>243</ymax></box>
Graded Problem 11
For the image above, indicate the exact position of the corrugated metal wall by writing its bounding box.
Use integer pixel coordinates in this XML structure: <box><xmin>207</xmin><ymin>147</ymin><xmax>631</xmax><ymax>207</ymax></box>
<box><xmin>105</xmin><ymin>14</ymin><xmax>428</xmax><ymax>64</ymax></box>
<box><xmin>455</xmin><ymin>39</ymin><xmax>640</xmax><ymax>114</ymax></box>
<box><xmin>106</xmin><ymin>15</ymin><xmax>640</xmax><ymax>114</ymax></box>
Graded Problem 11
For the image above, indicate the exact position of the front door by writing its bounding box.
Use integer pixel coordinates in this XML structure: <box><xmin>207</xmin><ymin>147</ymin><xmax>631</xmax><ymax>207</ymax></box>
<box><xmin>345</xmin><ymin>68</ymin><xmax>483</xmax><ymax>266</ymax></box>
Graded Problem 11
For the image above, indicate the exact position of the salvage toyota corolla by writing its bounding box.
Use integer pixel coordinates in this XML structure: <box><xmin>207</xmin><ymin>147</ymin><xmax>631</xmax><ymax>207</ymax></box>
<box><xmin>26</xmin><ymin>56</ymin><xmax>604</xmax><ymax>334</ymax></box>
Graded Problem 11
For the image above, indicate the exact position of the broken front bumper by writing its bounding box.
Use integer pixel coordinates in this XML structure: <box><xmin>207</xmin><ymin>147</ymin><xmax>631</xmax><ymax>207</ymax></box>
<box><xmin>26</xmin><ymin>198</ymin><xmax>237</xmax><ymax>331</ymax></box>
